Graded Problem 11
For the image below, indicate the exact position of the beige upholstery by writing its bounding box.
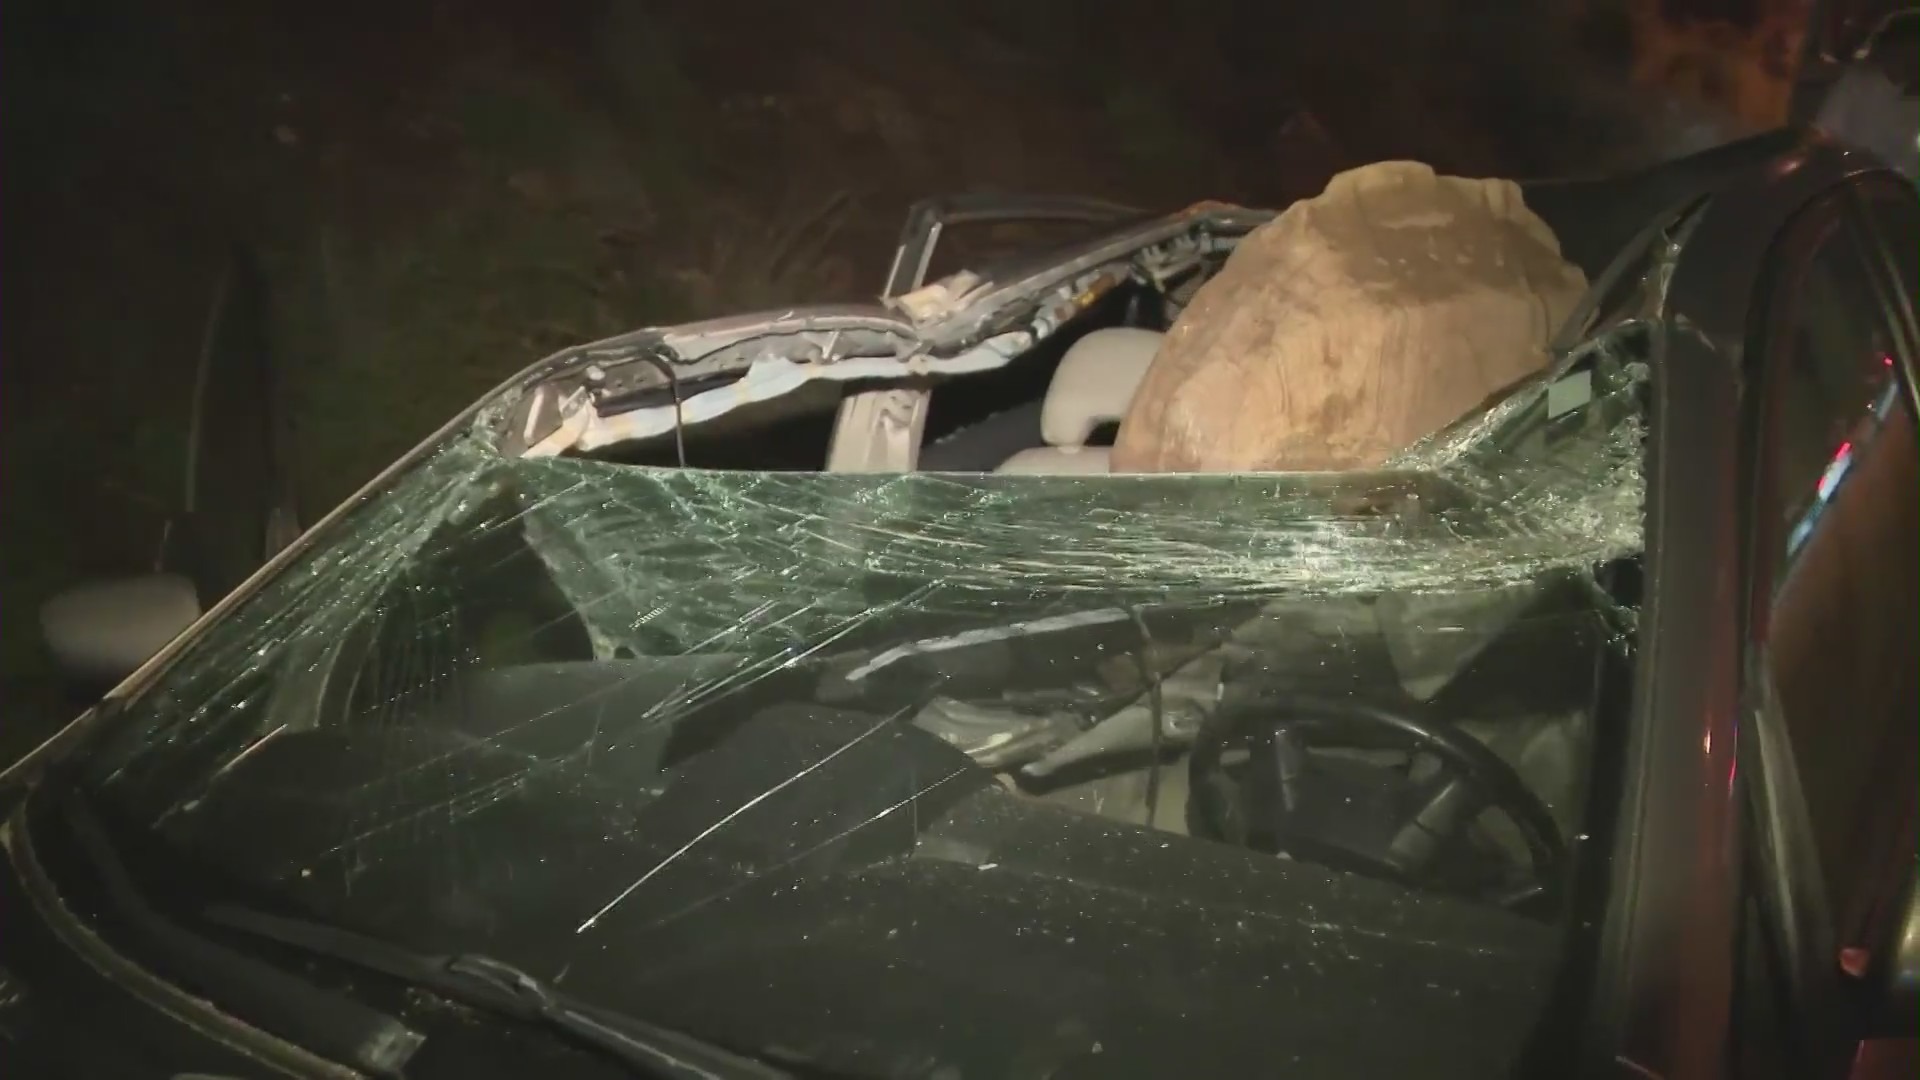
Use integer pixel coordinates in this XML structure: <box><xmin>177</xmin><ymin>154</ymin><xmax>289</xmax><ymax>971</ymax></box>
<box><xmin>995</xmin><ymin>327</ymin><xmax>1163</xmax><ymax>475</ymax></box>
<box><xmin>997</xmin><ymin>446</ymin><xmax>1114</xmax><ymax>475</ymax></box>
<box><xmin>1039</xmin><ymin>327</ymin><xmax>1163</xmax><ymax>446</ymax></box>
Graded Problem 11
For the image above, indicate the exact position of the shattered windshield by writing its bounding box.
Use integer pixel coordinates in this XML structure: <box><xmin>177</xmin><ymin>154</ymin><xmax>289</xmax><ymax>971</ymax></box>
<box><xmin>71</xmin><ymin>325</ymin><xmax>1647</xmax><ymax>1078</ymax></box>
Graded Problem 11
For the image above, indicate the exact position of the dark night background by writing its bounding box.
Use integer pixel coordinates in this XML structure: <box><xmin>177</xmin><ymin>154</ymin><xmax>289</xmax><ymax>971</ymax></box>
<box><xmin>0</xmin><ymin>0</ymin><xmax>1806</xmax><ymax>746</ymax></box>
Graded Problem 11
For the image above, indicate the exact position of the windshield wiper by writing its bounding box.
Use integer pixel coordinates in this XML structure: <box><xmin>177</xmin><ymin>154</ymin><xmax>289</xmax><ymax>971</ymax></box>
<box><xmin>202</xmin><ymin>904</ymin><xmax>791</xmax><ymax>1080</ymax></box>
<box><xmin>54</xmin><ymin>791</ymin><xmax>425</xmax><ymax>1076</ymax></box>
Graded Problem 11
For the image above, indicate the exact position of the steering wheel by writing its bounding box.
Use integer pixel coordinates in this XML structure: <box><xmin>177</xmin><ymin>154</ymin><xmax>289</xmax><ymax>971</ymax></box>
<box><xmin>1186</xmin><ymin>693</ymin><xmax>1565</xmax><ymax>909</ymax></box>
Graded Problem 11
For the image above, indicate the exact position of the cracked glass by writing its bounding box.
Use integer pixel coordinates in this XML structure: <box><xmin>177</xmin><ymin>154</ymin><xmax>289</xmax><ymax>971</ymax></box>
<box><xmin>71</xmin><ymin>316</ymin><xmax>1651</xmax><ymax>1078</ymax></box>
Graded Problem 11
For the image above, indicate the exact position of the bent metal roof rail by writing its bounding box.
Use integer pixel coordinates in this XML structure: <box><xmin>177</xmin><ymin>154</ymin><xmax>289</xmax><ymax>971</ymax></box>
<box><xmin>495</xmin><ymin>203</ymin><xmax>1271</xmax><ymax>459</ymax></box>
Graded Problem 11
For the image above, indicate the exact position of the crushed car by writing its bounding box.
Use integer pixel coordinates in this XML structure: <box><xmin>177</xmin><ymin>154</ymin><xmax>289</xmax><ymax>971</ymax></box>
<box><xmin>3</xmin><ymin>124</ymin><xmax>1916</xmax><ymax>1080</ymax></box>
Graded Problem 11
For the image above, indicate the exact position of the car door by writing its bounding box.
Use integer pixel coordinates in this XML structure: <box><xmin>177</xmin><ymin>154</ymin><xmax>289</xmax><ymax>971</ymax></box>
<box><xmin>1733</xmin><ymin>173</ymin><xmax>1919</xmax><ymax>1078</ymax></box>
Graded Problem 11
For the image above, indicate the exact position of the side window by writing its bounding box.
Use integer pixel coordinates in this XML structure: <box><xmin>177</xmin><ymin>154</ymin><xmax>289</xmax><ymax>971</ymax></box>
<box><xmin>1752</xmin><ymin>189</ymin><xmax>1919</xmax><ymax>949</ymax></box>
<box><xmin>1764</xmin><ymin>228</ymin><xmax>1903</xmax><ymax>567</ymax></box>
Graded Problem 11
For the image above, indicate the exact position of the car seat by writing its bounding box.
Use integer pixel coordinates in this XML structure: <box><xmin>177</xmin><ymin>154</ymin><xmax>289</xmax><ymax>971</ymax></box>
<box><xmin>995</xmin><ymin>326</ymin><xmax>1163</xmax><ymax>474</ymax></box>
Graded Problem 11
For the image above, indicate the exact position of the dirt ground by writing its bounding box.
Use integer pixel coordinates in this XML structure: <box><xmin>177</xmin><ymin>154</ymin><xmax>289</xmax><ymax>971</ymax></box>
<box><xmin>0</xmin><ymin>0</ymin><xmax>1800</xmax><ymax>729</ymax></box>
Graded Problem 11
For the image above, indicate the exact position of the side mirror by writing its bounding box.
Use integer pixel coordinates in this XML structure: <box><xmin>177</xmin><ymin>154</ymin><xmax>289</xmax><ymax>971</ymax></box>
<box><xmin>40</xmin><ymin>574</ymin><xmax>202</xmax><ymax>684</ymax></box>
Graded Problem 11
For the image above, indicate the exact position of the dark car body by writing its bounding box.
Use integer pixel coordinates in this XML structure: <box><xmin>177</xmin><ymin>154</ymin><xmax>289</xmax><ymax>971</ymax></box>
<box><xmin>1569</xmin><ymin>136</ymin><xmax>1917</xmax><ymax>1080</ymax></box>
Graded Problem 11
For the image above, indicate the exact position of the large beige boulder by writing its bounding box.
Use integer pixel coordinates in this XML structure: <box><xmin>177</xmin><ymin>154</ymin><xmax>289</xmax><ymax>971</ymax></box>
<box><xmin>1110</xmin><ymin>162</ymin><xmax>1588</xmax><ymax>474</ymax></box>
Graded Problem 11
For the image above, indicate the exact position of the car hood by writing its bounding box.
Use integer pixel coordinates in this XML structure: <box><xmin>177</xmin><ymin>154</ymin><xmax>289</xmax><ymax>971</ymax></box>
<box><xmin>175</xmin><ymin>701</ymin><xmax>1561</xmax><ymax>1080</ymax></box>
